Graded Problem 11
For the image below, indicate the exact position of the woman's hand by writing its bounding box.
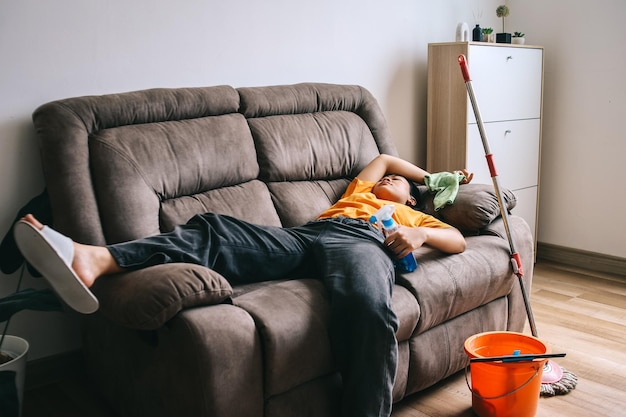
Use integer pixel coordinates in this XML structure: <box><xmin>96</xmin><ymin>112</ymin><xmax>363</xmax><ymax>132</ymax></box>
<box><xmin>455</xmin><ymin>169</ymin><xmax>474</xmax><ymax>184</ymax></box>
<box><xmin>385</xmin><ymin>225</ymin><xmax>467</xmax><ymax>256</ymax></box>
<box><xmin>384</xmin><ymin>227</ymin><xmax>428</xmax><ymax>258</ymax></box>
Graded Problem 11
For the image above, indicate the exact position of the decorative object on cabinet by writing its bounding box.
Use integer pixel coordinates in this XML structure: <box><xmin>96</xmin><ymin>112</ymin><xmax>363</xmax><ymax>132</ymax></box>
<box><xmin>496</xmin><ymin>32</ymin><xmax>511</xmax><ymax>44</ymax></box>
<box><xmin>472</xmin><ymin>24</ymin><xmax>483</xmax><ymax>42</ymax></box>
<box><xmin>512</xmin><ymin>32</ymin><xmax>526</xmax><ymax>45</ymax></box>
<box><xmin>495</xmin><ymin>5</ymin><xmax>511</xmax><ymax>43</ymax></box>
<box><xmin>456</xmin><ymin>22</ymin><xmax>470</xmax><ymax>41</ymax></box>
<box><xmin>495</xmin><ymin>5</ymin><xmax>509</xmax><ymax>32</ymax></box>
<box><xmin>426</xmin><ymin>42</ymin><xmax>544</xmax><ymax>250</ymax></box>
<box><xmin>482</xmin><ymin>28</ymin><xmax>495</xmax><ymax>43</ymax></box>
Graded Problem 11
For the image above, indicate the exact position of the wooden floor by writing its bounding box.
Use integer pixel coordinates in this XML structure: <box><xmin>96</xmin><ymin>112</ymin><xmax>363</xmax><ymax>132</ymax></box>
<box><xmin>22</xmin><ymin>261</ymin><xmax>626</xmax><ymax>417</ymax></box>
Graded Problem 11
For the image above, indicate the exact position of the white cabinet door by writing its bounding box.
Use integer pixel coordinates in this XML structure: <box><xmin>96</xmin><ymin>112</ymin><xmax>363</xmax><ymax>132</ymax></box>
<box><xmin>466</xmin><ymin>119</ymin><xmax>541</xmax><ymax>191</ymax></box>
<box><xmin>467</xmin><ymin>45</ymin><xmax>543</xmax><ymax>123</ymax></box>
<box><xmin>510</xmin><ymin>186</ymin><xmax>538</xmax><ymax>242</ymax></box>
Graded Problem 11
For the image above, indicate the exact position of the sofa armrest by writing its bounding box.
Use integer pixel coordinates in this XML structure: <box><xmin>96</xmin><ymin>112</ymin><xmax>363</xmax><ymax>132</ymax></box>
<box><xmin>417</xmin><ymin>183</ymin><xmax>517</xmax><ymax>235</ymax></box>
<box><xmin>91</xmin><ymin>263</ymin><xmax>233</xmax><ymax>330</ymax></box>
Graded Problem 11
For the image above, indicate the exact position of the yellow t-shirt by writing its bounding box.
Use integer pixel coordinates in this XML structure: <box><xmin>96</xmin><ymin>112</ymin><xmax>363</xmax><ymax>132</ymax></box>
<box><xmin>317</xmin><ymin>178</ymin><xmax>451</xmax><ymax>229</ymax></box>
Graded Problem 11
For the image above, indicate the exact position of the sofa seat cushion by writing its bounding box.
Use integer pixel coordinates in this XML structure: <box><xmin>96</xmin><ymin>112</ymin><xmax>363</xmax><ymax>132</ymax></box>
<box><xmin>92</xmin><ymin>263</ymin><xmax>233</xmax><ymax>330</ymax></box>
<box><xmin>396</xmin><ymin>232</ymin><xmax>517</xmax><ymax>335</ymax></box>
<box><xmin>234</xmin><ymin>279</ymin><xmax>333</xmax><ymax>398</ymax></box>
<box><xmin>232</xmin><ymin>278</ymin><xmax>420</xmax><ymax>398</ymax></box>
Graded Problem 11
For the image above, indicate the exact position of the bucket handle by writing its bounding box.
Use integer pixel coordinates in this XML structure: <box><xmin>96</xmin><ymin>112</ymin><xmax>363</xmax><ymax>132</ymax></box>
<box><xmin>464</xmin><ymin>364</ymin><xmax>540</xmax><ymax>401</ymax></box>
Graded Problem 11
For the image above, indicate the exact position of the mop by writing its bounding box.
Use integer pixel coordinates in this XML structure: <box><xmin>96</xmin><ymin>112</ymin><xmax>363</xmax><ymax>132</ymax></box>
<box><xmin>457</xmin><ymin>54</ymin><xmax>578</xmax><ymax>396</ymax></box>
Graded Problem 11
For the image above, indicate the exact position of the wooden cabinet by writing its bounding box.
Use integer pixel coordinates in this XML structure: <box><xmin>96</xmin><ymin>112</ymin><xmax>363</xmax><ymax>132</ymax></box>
<box><xmin>426</xmin><ymin>42</ymin><xmax>544</xmax><ymax>245</ymax></box>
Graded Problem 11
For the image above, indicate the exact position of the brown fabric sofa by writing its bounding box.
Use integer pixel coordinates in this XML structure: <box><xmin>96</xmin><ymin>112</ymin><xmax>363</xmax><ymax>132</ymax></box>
<box><xmin>31</xmin><ymin>83</ymin><xmax>533</xmax><ymax>417</ymax></box>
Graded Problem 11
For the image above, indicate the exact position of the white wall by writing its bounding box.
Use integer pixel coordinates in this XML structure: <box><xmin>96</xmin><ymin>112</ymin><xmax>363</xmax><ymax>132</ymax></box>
<box><xmin>0</xmin><ymin>0</ymin><xmax>623</xmax><ymax>361</ymax></box>
<box><xmin>508</xmin><ymin>0</ymin><xmax>626</xmax><ymax>260</ymax></box>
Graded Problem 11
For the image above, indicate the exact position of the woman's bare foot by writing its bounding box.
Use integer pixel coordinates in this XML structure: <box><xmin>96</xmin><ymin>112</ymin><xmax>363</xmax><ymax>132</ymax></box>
<box><xmin>21</xmin><ymin>214</ymin><xmax>123</xmax><ymax>287</ymax></box>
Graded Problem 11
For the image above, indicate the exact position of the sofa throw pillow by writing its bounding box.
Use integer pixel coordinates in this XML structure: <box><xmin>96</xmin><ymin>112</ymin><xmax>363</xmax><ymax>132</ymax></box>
<box><xmin>417</xmin><ymin>183</ymin><xmax>517</xmax><ymax>234</ymax></box>
<box><xmin>92</xmin><ymin>263</ymin><xmax>233</xmax><ymax>330</ymax></box>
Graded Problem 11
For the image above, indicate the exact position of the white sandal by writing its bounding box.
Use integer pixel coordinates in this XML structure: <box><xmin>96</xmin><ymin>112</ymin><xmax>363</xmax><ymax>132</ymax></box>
<box><xmin>13</xmin><ymin>220</ymin><xmax>99</xmax><ymax>314</ymax></box>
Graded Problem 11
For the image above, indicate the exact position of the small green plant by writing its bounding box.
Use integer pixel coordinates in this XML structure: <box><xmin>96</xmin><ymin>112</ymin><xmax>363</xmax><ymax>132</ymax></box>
<box><xmin>496</xmin><ymin>5</ymin><xmax>510</xmax><ymax>33</ymax></box>
<box><xmin>513</xmin><ymin>31</ymin><xmax>525</xmax><ymax>38</ymax></box>
<box><xmin>482</xmin><ymin>27</ymin><xmax>494</xmax><ymax>35</ymax></box>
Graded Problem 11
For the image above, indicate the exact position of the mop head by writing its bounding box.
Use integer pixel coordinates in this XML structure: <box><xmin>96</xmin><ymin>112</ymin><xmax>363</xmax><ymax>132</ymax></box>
<box><xmin>540</xmin><ymin>360</ymin><xmax>578</xmax><ymax>396</ymax></box>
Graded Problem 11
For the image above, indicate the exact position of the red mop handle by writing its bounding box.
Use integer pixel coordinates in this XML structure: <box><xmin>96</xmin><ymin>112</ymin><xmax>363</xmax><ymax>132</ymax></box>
<box><xmin>457</xmin><ymin>53</ymin><xmax>535</xmax><ymax>336</ymax></box>
<box><xmin>485</xmin><ymin>154</ymin><xmax>498</xmax><ymax>178</ymax></box>
<box><xmin>457</xmin><ymin>55</ymin><xmax>525</xmax><ymax>277</ymax></box>
<box><xmin>458</xmin><ymin>54</ymin><xmax>471</xmax><ymax>82</ymax></box>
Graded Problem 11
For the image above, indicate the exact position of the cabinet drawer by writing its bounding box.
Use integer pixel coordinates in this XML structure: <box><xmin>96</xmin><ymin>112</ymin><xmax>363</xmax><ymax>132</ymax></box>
<box><xmin>466</xmin><ymin>119</ymin><xmax>540</xmax><ymax>190</ymax></box>
<box><xmin>467</xmin><ymin>45</ymin><xmax>543</xmax><ymax>122</ymax></box>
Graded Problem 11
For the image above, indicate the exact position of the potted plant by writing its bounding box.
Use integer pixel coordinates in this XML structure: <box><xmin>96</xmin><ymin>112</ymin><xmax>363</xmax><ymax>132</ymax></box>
<box><xmin>1</xmin><ymin>190</ymin><xmax>63</xmax><ymax>416</ymax></box>
<box><xmin>495</xmin><ymin>5</ymin><xmax>511</xmax><ymax>43</ymax></box>
<box><xmin>512</xmin><ymin>31</ymin><xmax>526</xmax><ymax>45</ymax></box>
<box><xmin>482</xmin><ymin>27</ymin><xmax>495</xmax><ymax>43</ymax></box>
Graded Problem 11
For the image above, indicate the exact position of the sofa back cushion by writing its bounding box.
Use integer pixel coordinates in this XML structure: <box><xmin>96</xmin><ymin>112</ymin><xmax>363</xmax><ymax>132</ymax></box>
<box><xmin>248</xmin><ymin>111</ymin><xmax>378</xmax><ymax>227</ymax></box>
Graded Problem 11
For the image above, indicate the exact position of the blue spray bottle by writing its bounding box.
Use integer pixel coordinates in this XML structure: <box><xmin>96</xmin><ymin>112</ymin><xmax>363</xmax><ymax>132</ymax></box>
<box><xmin>370</xmin><ymin>205</ymin><xmax>418</xmax><ymax>272</ymax></box>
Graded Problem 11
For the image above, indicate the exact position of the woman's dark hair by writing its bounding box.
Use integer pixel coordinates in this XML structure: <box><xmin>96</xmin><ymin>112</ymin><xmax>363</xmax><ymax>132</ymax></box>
<box><xmin>399</xmin><ymin>175</ymin><xmax>424</xmax><ymax>211</ymax></box>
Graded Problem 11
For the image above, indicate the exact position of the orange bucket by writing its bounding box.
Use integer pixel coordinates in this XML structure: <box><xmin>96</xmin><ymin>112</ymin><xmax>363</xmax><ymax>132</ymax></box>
<box><xmin>464</xmin><ymin>331</ymin><xmax>548</xmax><ymax>417</ymax></box>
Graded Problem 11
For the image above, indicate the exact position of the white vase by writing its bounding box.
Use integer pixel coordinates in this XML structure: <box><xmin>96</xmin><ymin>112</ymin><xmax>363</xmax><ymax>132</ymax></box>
<box><xmin>512</xmin><ymin>37</ymin><xmax>526</xmax><ymax>45</ymax></box>
<box><xmin>0</xmin><ymin>336</ymin><xmax>29</xmax><ymax>417</ymax></box>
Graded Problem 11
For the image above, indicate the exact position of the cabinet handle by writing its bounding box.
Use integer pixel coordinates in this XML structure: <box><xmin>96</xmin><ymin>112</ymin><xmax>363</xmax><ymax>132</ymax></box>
<box><xmin>504</xmin><ymin>129</ymin><xmax>512</xmax><ymax>136</ymax></box>
<box><xmin>506</xmin><ymin>56</ymin><xmax>513</xmax><ymax>62</ymax></box>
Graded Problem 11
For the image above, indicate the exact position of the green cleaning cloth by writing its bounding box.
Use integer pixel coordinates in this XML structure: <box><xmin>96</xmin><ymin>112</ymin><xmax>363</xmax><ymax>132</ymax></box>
<box><xmin>424</xmin><ymin>171</ymin><xmax>466</xmax><ymax>211</ymax></box>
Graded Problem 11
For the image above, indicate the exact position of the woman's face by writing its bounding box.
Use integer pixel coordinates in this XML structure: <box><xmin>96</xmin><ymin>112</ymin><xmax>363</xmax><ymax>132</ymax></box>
<box><xmin>371</xmin><ymin>174</ymin><xmax>412</xmax><ymax>204</ymax></box>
